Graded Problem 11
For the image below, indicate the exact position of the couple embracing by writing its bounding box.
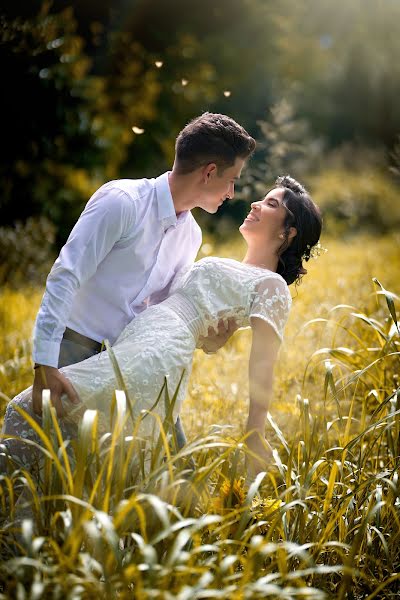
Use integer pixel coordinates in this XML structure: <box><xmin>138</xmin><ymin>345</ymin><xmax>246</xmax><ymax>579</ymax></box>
<box><xmin>2</xmin><ymin>112</ymin><xmax>322</xmax><ymax>478</ymax></box>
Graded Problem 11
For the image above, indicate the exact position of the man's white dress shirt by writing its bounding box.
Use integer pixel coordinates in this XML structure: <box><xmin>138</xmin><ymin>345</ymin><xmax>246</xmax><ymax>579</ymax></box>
<box><xmin>33</xmin><ymin>172</ymin><xmax>202</xmax><ymax>367</ymax></box>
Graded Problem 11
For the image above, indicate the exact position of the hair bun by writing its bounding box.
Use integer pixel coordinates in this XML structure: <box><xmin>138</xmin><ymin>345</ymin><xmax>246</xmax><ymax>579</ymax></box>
<box><xmin>278</xmin><ymin>251</ymin><xmax>306</xmax><ymax>285</ymax></box>
<box><xmin>274</xmin><ymin>175</ymin><xmax>322</xmax><ymax>285</ymax></box>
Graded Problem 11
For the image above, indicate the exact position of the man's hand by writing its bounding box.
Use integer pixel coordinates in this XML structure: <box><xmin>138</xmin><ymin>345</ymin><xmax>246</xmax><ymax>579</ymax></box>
<box><xmin>32</xmin><ymin>365</ymin><xmax>80</xmax><ymax>418</ymax></box>
<box><xmin>198</xmin><ymin>317</ymin><xmax>237</xmax><ymax>354</ymax></box>
<box><xmin>245</xmin><ymin>430</ymin><xmax>272</xmax><ymax>479</ymax></box>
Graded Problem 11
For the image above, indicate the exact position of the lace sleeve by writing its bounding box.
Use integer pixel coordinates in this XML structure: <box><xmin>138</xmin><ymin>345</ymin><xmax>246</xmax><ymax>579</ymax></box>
<box><xmin>249</xmin><ymin>275</ymin><xmax>292</xmax><ymax>341</ymax></box>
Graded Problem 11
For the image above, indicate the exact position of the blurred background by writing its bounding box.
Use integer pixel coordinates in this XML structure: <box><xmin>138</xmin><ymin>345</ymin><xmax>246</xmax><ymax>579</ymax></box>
<box><xmin>1</xmin><ymin>0</ymin><xmax>400</xmax><ymax>286</ymax></box>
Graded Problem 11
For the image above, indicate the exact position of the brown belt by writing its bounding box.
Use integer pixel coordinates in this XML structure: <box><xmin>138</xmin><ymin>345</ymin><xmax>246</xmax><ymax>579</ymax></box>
<box><xmin>62</xmin><ymin>327</ymin><xmax>103</xmax><ymax>353</ymax></box>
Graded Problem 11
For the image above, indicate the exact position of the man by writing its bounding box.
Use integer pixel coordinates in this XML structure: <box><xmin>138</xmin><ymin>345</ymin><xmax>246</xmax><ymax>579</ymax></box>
<box><xmin>32</xmin><ymin>112</ymin><xmax>255</xmax><ymax>445</ymax></box>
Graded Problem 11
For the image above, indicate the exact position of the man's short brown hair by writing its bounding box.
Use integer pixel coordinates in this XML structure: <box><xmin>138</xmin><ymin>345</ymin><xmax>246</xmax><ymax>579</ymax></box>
<box><xmin>174</xmin><ymin>112</ymin><xmax>256</xmax><ymax>174</ymax></box>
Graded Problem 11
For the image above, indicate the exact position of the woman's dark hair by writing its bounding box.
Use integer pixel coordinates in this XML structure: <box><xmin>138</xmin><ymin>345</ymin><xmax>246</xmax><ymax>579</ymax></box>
<box><xmin>174</xmin><ymin>112</ymin><xmax>256</xmax><ymax>174</ymax></box>
<box><xmin>275</xmin><ymin>175</ymin><xmax>322</xmax><ymax>286</ymax></box>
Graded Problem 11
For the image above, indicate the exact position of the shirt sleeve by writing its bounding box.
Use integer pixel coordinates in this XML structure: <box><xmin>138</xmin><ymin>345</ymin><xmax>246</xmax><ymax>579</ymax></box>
<box><xmin>33</xmin><ymin>186</ymin><xmax>136</xmax><ymax>367</ymax></box>
<box><xmin>249</xmin><ymin>275</ymin><xmax>292</xmax><ymax>341</ymax></box>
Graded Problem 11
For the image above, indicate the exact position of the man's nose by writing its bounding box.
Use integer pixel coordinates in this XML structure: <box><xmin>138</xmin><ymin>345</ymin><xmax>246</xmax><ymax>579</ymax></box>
<box><xmin>227</xmin><ymin>182</ymin><xmax>234</xmax><ymax>199</ymax></box>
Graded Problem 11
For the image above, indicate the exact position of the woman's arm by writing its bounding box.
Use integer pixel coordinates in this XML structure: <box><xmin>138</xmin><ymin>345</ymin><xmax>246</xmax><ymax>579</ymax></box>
<box><xmin>246</xmin><ymin>316</ymin><xmax>281</xmax><ymax>476</ymax></box>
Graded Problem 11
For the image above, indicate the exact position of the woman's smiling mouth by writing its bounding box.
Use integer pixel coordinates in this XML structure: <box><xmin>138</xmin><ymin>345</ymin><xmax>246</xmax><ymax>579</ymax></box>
<box><xmin>245</xmin><ymin>212</ymin><xmax>259</xmax><ymax>222</ymax></box>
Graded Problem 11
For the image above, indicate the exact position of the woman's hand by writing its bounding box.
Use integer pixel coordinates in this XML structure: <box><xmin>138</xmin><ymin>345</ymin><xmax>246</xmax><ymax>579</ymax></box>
<box><xmin>246</xmin><ymin>316</ymin><xmax>281</xmax><ymax>478</ymax></box>
<box><xmin>245</xmin><ymin>429</ymin><xmax>272</xmax><ymax>478</ymax></box>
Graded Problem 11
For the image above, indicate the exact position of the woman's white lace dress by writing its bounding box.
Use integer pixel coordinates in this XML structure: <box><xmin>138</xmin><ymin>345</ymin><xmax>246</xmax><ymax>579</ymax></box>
<box><xmin>1</xmin><ymin>258</ymin><xmax>291</xmax><ymax>468</ymax></box>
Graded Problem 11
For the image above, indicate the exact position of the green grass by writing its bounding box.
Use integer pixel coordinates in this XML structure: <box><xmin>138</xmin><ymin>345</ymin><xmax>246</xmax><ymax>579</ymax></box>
<box><xmin>0</xmin><ymin>234</ymin><xmax>399</xmax><ymax>598</ymax></box>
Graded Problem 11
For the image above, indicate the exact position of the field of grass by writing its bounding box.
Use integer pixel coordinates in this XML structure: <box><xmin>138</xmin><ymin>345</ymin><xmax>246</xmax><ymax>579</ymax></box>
<box><xmin>0</xmin><ymin>233</ymin><xmax>399</xmax><ymax>598</ymax></box>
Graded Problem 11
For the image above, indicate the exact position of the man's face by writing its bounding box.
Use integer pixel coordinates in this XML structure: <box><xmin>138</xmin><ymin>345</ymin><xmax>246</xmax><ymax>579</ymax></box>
<box><xmin>197</xmin><ymin>157</ymin><xmax>245</xmax><ymax>214</ymax></box>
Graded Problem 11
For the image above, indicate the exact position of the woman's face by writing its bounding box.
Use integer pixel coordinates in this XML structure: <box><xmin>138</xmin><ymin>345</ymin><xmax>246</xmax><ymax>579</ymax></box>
<box><xmin>239</xmin><ymin>188</ymin><xmax>290</xmax><ymax>240</ymax></box>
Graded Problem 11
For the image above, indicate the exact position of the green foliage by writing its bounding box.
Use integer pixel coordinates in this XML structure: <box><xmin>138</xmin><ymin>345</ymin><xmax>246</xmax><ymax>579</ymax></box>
<box><xmin>390</xmin><ymin>134</ymin><xmax>400</xmax><ymax>180</ymax></box>
<box><xmin>310</xmin><ymin>168</ymin><xmax>400</xmax><ymax>234</ymax></box>
<box><xmin>274</xmin><ymin>0</ymin><xmax>400</xmax><ymax>149</ymax></box>
<box><xmin>105</xmin><ymin>30</ymin><xmax>220</xmax><ymax>176</ymax></box>
<box><xmin>0</xmin><ymin>217</ymin><xmax>55</xmax><ymax>288</ymax></box>
<box><xmin>244</xmin><ymin>99</ymin><xmax>322</xmax><ymax>195</ymax></box>
<box><xmin>1</xmin><ymin>7</ymin><xmax>91</xmax><ymax>225</ymax></box>
<box><xmin>0</xmin><ymin>4</ymin><xmax>150</xmax><ymax>245</ymax></box>
<box><xmin>2</xmin><ymin>0</ymin><xmax>400</xmax><ymax>245</ymax></box>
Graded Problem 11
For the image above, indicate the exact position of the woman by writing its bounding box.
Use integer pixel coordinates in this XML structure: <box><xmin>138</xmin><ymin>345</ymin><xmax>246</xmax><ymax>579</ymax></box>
<box><xmin>1</xmin><ymin>175</ymin><xmax>322</xmax><ymax>475</ymax></box>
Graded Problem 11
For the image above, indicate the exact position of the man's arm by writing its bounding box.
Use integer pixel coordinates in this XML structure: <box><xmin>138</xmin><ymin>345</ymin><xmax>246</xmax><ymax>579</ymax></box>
<box><xmin>32</xmin><ymin>186</ymin><xmax>135</xmax><ymax>417</ymax></box>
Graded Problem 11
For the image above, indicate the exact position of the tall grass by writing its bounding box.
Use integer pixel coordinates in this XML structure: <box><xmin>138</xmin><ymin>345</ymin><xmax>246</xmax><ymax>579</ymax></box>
<box><xmin>0</xmin><ymin>234</ymin><xmax>399</xmax><ymax>598</ymax></box>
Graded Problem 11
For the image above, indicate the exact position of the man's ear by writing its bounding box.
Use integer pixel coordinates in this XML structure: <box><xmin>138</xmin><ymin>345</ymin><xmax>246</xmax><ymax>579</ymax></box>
<box><xmin>202</xmin><ymin>163</ymin><xmax>217</xmax><ymax>183</ymax></box>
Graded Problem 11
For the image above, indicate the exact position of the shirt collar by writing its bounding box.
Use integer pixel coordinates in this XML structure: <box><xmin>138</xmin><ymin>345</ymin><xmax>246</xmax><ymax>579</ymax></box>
<box><xmin>155</xmin><ymin>172</ymin><xmax>189</xmax><ymax>231</ymax></box>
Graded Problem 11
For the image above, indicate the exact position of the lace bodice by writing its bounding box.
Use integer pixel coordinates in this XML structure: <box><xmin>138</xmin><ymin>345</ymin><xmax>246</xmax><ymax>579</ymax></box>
<box><xmin>118</xmin><ymin>257</ymin><xmax>292</xmax><ymax>345</ymax></box>
<box><xmin>71</xmin><ymin>257</ymin><xmax>291</xmax><ymax>428</ymax></box>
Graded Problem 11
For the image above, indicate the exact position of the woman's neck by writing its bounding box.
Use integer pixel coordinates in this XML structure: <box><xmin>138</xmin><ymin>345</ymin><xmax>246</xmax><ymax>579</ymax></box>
<box><xmin>242</xmin><ymin>248</ymin><xmax>279</xmax><ymax>272</ymax></box>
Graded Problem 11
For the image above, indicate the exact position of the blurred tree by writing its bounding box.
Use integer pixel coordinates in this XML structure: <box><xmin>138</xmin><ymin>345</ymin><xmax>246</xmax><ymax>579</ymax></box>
<box><xmin>389</xmin><ymin>135</ymin><xmax>400</xmax><ymax>180</ymax></box>
<box><xmin>1</xmin><ymin>4</ymin><xmax>102</xmax><ymax>240</ymax></box>
<box><xmin>275</xmin><ymin>0</ymin><xmax>400</xmax><ymax>149</ymax></box>
<box><xmin>310</xmin><ymin>167</ymin><xmax>400</xmax><ymax>235</ymax></box>
<box><xmin>107</xmin><ymin>0</ymin><xmax>279</xmax><ymax>177</ymax></box>
<box><xmin>0</xmin><ymin>2</ymin><xmax>158</xmax><ymax>245</ymax></box>
<box><xmin>2</xmin><ymin>0</ymin><xmax>400</xmax><ymax>247</ymax></box>
<box><xmin>0</xmin><ymin>217</ymin><xmax>55</xmax><ymax>287</ymax></box>
<box><xmin>105</xmin><ymin>29</ymin><xmax>219</xmax><ymax>177</ymax></box>
<box><xmin>248</xmin><ymin>98</ymin><xmax>323</xmax><ymax>194</ymax></box>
